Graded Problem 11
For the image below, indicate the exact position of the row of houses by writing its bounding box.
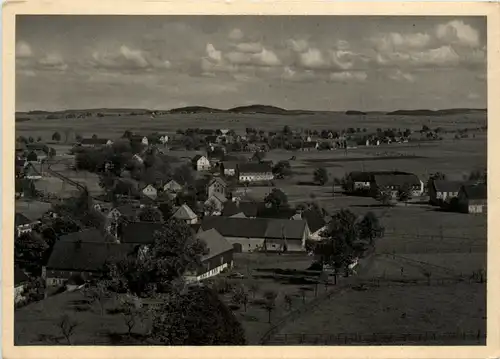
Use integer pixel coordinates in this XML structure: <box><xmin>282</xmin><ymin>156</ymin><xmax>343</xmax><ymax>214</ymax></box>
<box><xmin>428</xmin><ymin>180</ymin><xmax>487</xmax><ymax>214</ymax></box>
<box><xmin>345</xmin><ymin>171</ymin><xmax>425</xmax><ymax>197</ymax></box>
<box><xmin>192</xmin><ymin>155</ymin><xmax>274</xmax><ymax>183</ymax></box>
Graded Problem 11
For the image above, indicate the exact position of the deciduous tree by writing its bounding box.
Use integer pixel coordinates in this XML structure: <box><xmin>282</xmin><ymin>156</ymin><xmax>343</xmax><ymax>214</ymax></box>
<box><xmin>313</xmin><ymin>167</ymin><xmax>328</xmax><ymax>186</ymax></box>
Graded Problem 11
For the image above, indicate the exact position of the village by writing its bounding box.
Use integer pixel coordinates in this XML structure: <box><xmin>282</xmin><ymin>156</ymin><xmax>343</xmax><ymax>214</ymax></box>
<box><xmin>13</xmin><ymin>119</ymin><xmax>487</xmax><ymax>345</ymax></box>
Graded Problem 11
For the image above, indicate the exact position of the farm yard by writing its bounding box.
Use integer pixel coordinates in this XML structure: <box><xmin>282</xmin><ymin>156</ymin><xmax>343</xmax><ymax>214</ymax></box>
<box><xmin>15</xmin><ymin>109</ymin><xmax>487</xmax><ymax>346</ymax></box>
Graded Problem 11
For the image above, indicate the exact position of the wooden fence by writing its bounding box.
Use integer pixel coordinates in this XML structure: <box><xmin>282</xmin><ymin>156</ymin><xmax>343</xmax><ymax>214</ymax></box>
<box><xmin>266</xmin><ymin>330</ymin><xmax>485</xmax><ymax>345</ymax></box>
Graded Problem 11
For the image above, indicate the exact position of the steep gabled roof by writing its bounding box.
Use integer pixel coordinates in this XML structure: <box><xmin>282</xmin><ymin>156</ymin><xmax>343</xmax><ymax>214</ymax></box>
<box><xmin>207</xmin><ymin>192</ymin><xmax>227</xmax><ymax>204</ymax></box>
<box><xmin>432</xmin><ymin>180</ymin><xmax>463</xmax><ymax>193</ymax></box>
<box><xmin>59</xmin><ymin>228</ymin><xmax>106</xmax><ymax>243</ymax></box>
<box><xmin>121</xmin><ymin>222</ymin><xmax>164</xmax><ymax>245</ymax></box>
<box><xmin>199</xmin><ymin>216</ymin><xmax>307</xmax><ymax>240</ymax></box>
<box><xmin>237</xmin><ymin>163</ymin><xmax>272</xmax><ymax>174</ymax></box>
<box><xmin>196</xmin><ymin>228</ymin><xmax>233</xmax><ymax>261</ymax></box>
<box><xmin>208</xmin><ymin>176</ymin><xmax>227</xmax><ymax>188</ymax></box>
<box><xmin>15</xmin><ymin>212</ymin><xmax>32</xmax><ymax>226</ymax></box>
<box><xmin>173</xmin><ymin>204</ymin><xmax>197</xmax><ymax>220</ymax></box>
<box><xmin>191</xmin><ymin>154</ymin><xmax>206</xmax><ymax>164</ymax></box>
<box><xmin>264</xmin><ymin>219</ymin><xmax>308</xmax><ymax>240</ymax></box>
<box><xmin>256</xmin><ymin>205</ymin><xmax>298</xmax><ymax>219</ymax></box>
<box><xmin>222</xmin><ymin>201</ymin><xmax>259</xmax><ymax>217</ymax></box>
<box><xmin>461</xmin><ymin>183</ymin><xmax>487</xmax><ymax>200</ymax></box>
<box><xmin>14</xmin><ymin>266</ymin><xmax>30</xmax><ymax>286</ymax></box>
<box><xmin>300</xmin><ymin>208</ymin><xmax>327</xmax><ymax>233</ymax></box>
<box><xmin>373</xmin><ymin>173</ymin><xmax>421</xmax><ymax>188</ymax></box>
<box><xmin>46</xmin><ymin>241</ymin><xmax>137</xmax><ymax>272</ymax></box>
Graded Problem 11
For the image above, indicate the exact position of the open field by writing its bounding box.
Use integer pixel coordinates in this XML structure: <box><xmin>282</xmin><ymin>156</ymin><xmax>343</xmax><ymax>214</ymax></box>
<box><xmin>15</xmin><ymin>111</ymin><xmax>487</xmax><ymax>140</ymax></box>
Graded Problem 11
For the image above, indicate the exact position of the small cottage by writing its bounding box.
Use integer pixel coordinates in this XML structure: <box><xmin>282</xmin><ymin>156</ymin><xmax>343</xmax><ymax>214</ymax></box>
<box><xmin>192</xmin><ymin>155</ymin><xmax>211</xmax><ymax>171</ymax></box>
<box><xmin>185</xmin><ymin>229</ymin><xmax>234</xmax><ymax>282</ymax></box>
<box><xmin>163</xmin><ymin>179</ymin><xmax>183</xmax><ymax>194</ymax></box>
<box><xmin>207</xmin><ymin>176</ymin><xmax>227</xmax><ymax>198</ymax></box>
<box><xmin>457</xmin><ymin>183</ymin><xmax>487</xmax><ymax>214</ymax></box>
<box><xmin>141</xmin><ymin>184</ymin><xmax>158</xmax><ymax>200</ymax></box>
<box><xmin>428</xmin><ymin>180</ymin><xmax>463</xmax><ymax>205</ymax></box>
<box><xmin>173</xmin><ymin>204</ymin><xmax>198</xmax><ymax>224</ymax></box>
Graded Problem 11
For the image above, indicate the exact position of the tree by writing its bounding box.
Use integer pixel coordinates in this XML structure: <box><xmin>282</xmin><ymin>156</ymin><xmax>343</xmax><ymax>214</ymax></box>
<box><xmin>284</xmin><ymin>294</ymin><xmax>293</xmax><ymax>311</ymax></box>
<box><xmin>56</xmin><ymin>314</ymin><xmax>79</xmax><ymax>345</ymax></box>
<box><xmin>105</xmin><ymin>218</ymin><xmax>207</xmax><ymax>297</ymax></box>
<box><xmin>26</xmin><ymin>151</ymin><xmax>38</xmax><ymax>162</ymax></box>
<box><xmin>83</xmin><ymin>281</ymin><xmax>112</xmax><ymax>316</ymax></box>
<box><xmin>264</xmin><ymin>188</ymin><xmax>289</xmax><ymax>210</ymax></box>
<box><xmin>48</xmin><ymin>148</ymin><xmax>57</xmax><ymax>158</ymax></box>
<box><xmin>173</xmin><ymin>164</ymin><xmax>194</xmax><ymax>186</ymax></box>
<box><xmin>282</xmin><ymin>125</ymin><xmax>291</xmax><ymax>135</ymax></box>
<box><xmin>150</xmin><ymin>286</ymin><xmax>246</xmax><ymax>345</ymax></box>
<box><xmin>421</xmin><ymin>124</ymin><xmax>430</xmax><ymax>133</ymax></box>
<box><xmin>52</xmin><ymin>132</ymin><xmax>61</xmax><ymax>142</ymax></box>
<box><xmin>374</xmin><ymin>186</ymin><xmax>394</xmax><ymax>206</ymax></box>
<box><xmin>231</xmin><ymin>286</ymin><xmax>249</xmax><ymax>312</ymax></box>
<box><xmin>357</xmin><ymin>211</ymin><xmax>384</xmax><ymax>246</ymax></box>
<box><xmin>15</xmin><ymin>231</ymin><xmax>49</xmax><ymax>276</ymax></box>
<box><xmin>272</xmin><ymin>160</ymin><xmax>292</xmax><ymax>179</ymax></box>
<box><xmin>119</xmin><ymin>294</ymin><xmax>144</xmax><ymax>335</ymax></box>
<box><xmin>75</xmin><ymin>133</ymin><xmax>83</xmax><ymax>142</ymax></box>
<box><xmin>203</xmin><ymin>198</ymin><xmax>219</xmax><ymax>216</ymax></box>
<box><xmin>138</xmin><ymin>206</ymin><xmax>164</xmax><ymax>223</ymax></box>
<box><xmin>314</xmin><ymin>167</ymin><xmax>328</xmax><ymax>186</ymax></box>
<box><xmin>92</xmin><ymin>134</ymin><xmax>98</xmax><ymax>139</ymax></box>
<box><xmin>315</xmin><ymin>209</ymin><xmax>359</xmax><ymax>281</ymax></box>
<box><xmin>397</xmin><ymin>183</ymin><xmax>412</xmax><ymax>205</ymax></box>
<box><xmin>37</xmin><ymin>136</ymin><xmax>42</xmax><ymax>142</ymax></box>
<box><xmin>263</xmin><ymin>290</ymin><xmax>278</xmax><ymax>323</ymax></box>
<box><xmin>252</xmin><ymin>150</ymin><xmax>266</xmax><ymax>163</ymax></box>
<box><xmin>28</xmin><ymin>136</ymin><xmax>34</xmax><ymax>143</ymax></box>
<box><xmin>298</xmin><ymin>288</ymin><xmax>307</xmax><ymax>304</ymax></box>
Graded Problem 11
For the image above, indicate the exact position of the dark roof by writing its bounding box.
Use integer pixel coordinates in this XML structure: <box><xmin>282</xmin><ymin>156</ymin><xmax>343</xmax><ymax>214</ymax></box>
<box><xmin>208</xmin><ymin>176</ymin><xmax>227</xmax><ymax>188</ymax></box>
<box><xmin>237</xmin><ymin>163</ymin><xmax>272</xmax><ymax>174</ymax></box>
<box><xmin>59</xmin><ymin>229</ymin><xmax>106</xmax><ymax>243</ymax></box>
<box><xmin>264</xmin><ymin>219</ymin><xmax>308</xmax><ymax>240</ymax></box>
<box><xmin>256</xmin><ymin>205</ymin><xmax>298</xmax><ymax>219</ymax></box>
<box><xmin>348</xmin><ymin>171</ymin><xmax>414</xmax><ymax>183</ymax></box>
<box><xmin>46</xmin><ymin>242</ymin><xmax>136</xmax><ymax>272</ymax></box>
<box><xmin>221</xmin><ymin>161</ymin><xmax>238</xmax><ymax>170</ymax></box>
<box><xmin>461</xmin><ymin>183</ymin><xmax>487</xmax><ymax>200</ymax></box>
<box><xmin>301</xmin><ymin>208</ymin><xmax>326</xmax><ymax>233</ymax></box>
<box><xmin>26</xmin><ymin>143</ymin><xmax>47</xmax><ymax>151</ymax></box>
<box><xmin>373</xmin><ymin>173</ymin><xmax>421</xmax><ymax>188</ymax></box>
<box><xmin>80</xmin><ymin>138</ymin><xmax>110</xmax><ymax>145</ymax></box>
<box><xmin>222</xmin><ymin>201</ymin><xmax>259</xmax><ymax>217</ymax></box>
<box><xmin>200</xmin><ymin>216</ymin><xmax>269</xmax><ymax>238</ymax></box>
<box><xmin>206</xmin><ymin>135</ymin><xmax>218</xmax><ymax>142</ymax></box>
<box><xmin>14</xmin><ymin>266</ymin><xmax>30</xmax><ymax>286</ymax></box>
<box><xmin>121</xmin><ymin>222</ymin><xmax>164</xmax><ymax>245</ymax></box>
<box><xmin>200</xmin><ymin>216</ymin><xmax>307</xmax><ymax>240</ymax></box>
<box><xmin>16</xmin><ymin>178</ymin><xmax>32</xmax><ymax>193</ymax></box>
<box><xmin>433</xmin><ymin>180</ymin><xmax>463</xmax><ymax>193</ymax></box>
<box><xmin>191</xmin><ymin>223</ymin><xmax>201</xmax><ymax>233</ymax></box>
<box><xmin>15</xmin><ymin>212</ymin><xmax>32</xmax><ymax>226</ymax></box>
<box><xmin>196</xmin><ymin>229</ymin><xmax>233</xmax><ymax>261</ymax></box>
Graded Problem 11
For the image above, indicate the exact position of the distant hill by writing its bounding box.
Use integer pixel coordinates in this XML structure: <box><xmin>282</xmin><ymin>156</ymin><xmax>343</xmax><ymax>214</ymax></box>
<box><xmin>168</xmin><ymin>106</ymin><xmax>226</xmax><ymax>114</ymax></box>
<box><xmin>345</xmin><ymin>110</ymin><xmax>367</xmax><ymax>115</ymax></box>
<box><xmin>386</xmin><ymin>108</ymin><xmax>486</xmax><ymax>116</ymax></box>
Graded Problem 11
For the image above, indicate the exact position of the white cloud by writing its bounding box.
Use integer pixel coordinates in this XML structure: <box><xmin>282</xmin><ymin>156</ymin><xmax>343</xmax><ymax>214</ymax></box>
<box><xmin>281</xmin><ymin>66</ymin><xmax>317</xmax><ymax>82</ymax></box>
<box><xmin>89</xmin><ymin>45</ymin><xmax>172</xmax><ymax>72</ymax></box>
<box><xmin>409</xmin><ymin>46</ymin><xmax>460</xmax><ymax>67</ymax></box>
<box><xmin>38</xmin><ymin>53</ymin><xmax>68</xmax><ymax>71</ymax></box>
<box><xmin>287</xmin><ymin>39</ymin><xmax>309</xmax><ymax>53</ymax></box>
<box><xmin>229</xmin><ymin>28</ymin><xmax>244</xmax><ymax>41</ymax></box>
<box><xmin>436</xmin><ymin>20</ymin><xmax>480</xmax><ymax>48</ymax></box>
<box><xmin>206</xmin><ymin>43</ymin><xmax>222</xmax><ymax>62</ymax></box>
<box><xmin>329</xmin><ymin>71</ymin><xmax>367</xmax><ymax>83</ymax></box>
<box><xmin>120</xmin><ymin>45</ymin><xmax>149</xmax><ymax>68</ymax></box>
<box><xmin>298</xmin><ymin>48</ymin><xmax>329</xmax><ymax>69</ymax></box>
<box><xmin>235</xmin><ymin>42</ymin><xmax>263</xmax><ymax>54</ymax></box>
<box><xmin>16</xmin><ymin>41</ymin><xmax>33</xmax><ymax>58</ymax></box>
<box><xmin>387</xmin><ymin>69</ymin><xmax>415</xmax><ymax>83</ymax></box>
<box><xmin>372</xmin><ymin>32</ymin><xmax>431</xmax><ymax>53</ymax></box>
<box><xmin>253</xmin><ymin>48</ymin><xmax>281</xmax><ymax>66</ymax></box>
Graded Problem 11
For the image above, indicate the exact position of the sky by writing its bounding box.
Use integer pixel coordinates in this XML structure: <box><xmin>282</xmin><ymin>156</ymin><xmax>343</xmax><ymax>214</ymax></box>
<box><xmin>15</xmin><ymin>16</ymin><xmax>487</xmax><ymax>112</ymax></box>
